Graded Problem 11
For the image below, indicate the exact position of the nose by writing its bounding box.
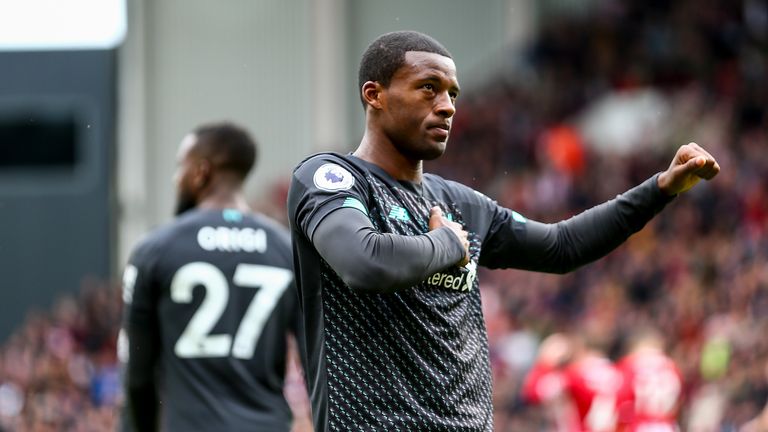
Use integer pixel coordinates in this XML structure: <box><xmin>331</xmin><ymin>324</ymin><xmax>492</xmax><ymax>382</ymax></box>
<box><xmin>434</xmin><ymin>91</ymin><xmax>455</xmax><ymax>118</ymax></box>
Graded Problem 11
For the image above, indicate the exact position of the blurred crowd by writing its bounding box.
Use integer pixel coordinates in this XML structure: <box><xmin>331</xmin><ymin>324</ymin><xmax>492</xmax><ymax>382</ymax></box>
<box><xmin>0</xmin><ymin>281</ymin><xmax>312</xmax><ymax>432</ymax></box>
<box><xmin>0</xmin><ymin>280</ymin><xmax>122</xmax><ymax>431</ymax></box>
<box><xmin>425</xmin><ymin>0</ymin><xmax>767</xmax><ymax>430</ymax></box>
<box><xmin>1</xmin><ymin>0</ymin><xmax>766</xmax><ymax>430</ymax></box>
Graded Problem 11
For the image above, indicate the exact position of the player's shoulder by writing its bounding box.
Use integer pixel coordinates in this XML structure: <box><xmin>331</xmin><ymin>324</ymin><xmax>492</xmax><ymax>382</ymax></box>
<box><xmin>128</xmin><ymin>217</ymin><xmax>184</xmax><ymax>266</ymax></box>
<box><xmin>289</xmin><ymin>152</ymin><xmax>368</xmax><ymax>197</ymax></box>
<box><xmin>247</xmin><ymin>211</ymin><xmax>288</xmax><ymax>233</ymax></box>
<box><xmin>291</xmin><ymin>151</ymin><xmax>366</xmax><ymax>189</ymax></box>
<box><xmin>247</xmin><ymin>213</ymin><xmax>291</xmax><ymax>244</ymax></box>
<box><xmin>129</xmin><ymin>209</ymin><xmax>220</xmax><ymax>255</ymax></box>
<box><xmin>186</xmin><ymin>207</ymin><xmax>289</xmax><ymax>242</ymax></box>
<box><xmin>295</xmin><ymin>151</ymin><xmax>349</xmax><ymax>166</ymax></box>
<box><xmin>623</xmin><ymin>351</ymin><xmax>676</xmax><ymax>368</ymax></box>
<box><xmin>424</xmin><ymin>172</ymin><xmax>495</xmax><ymax>205</ymax></box>
<box><xmin>424</xmin><ymin>173</ymin><xmax>468</xmax><ymax>192</ymax></box>
<box><xmin>293</xmin><ymin>152</ymin><xmax>358</xmax><ymax>177</ymax></box>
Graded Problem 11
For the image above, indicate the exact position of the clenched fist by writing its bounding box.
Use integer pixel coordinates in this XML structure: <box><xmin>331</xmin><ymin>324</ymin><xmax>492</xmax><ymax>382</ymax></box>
<box><xmin>657</xmin><ymin>142</ymin><xmax>720</xmax><ymax>195</ymax></box>
<box><xmin>428</xmin><ymin>206</ymin><xmax>470</xmax><ymax>267</ymax></box>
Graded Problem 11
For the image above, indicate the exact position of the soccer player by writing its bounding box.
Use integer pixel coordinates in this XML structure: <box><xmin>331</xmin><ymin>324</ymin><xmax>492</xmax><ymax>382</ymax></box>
<box><xmin>286</xmin><ymin>30</ymin><xmax>720</xmax><ymax>431</ymax></box>
<box><xmin>121</xmin><ymin>123</ymin><xmax>302</xmax><ymax>431</ymax></box>
<box><xmin>616</xmin><ymin>327</ymin><xmax>683</xmax><ymax>432</ymax></box>
<box><xmin>522</xmin><ymin>333</ymin><xmax>624</xmax><ymax>432</ymax></box>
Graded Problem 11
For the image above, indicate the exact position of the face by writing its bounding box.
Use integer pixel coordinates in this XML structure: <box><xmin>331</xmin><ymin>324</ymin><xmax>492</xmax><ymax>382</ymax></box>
<box><xmin>376</xmin><ymin>51</ymin><xmax>460</xmax><ymax>161</ymax></box>
<box><xmin>173</xmin><ymin>134</ymin><xmax>201</xmax><ymax>216</ymax></box>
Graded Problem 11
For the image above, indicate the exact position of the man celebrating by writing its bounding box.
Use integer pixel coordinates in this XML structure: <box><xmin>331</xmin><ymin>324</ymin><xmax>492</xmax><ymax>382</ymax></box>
<box><xmin>522</xmin><ymin>333</ymin><xmax>624</xmax><ymax>432</ymax></box>
<box><xmin>287</xmin><ymin>31</ymin><xmax>719</xmax><ymax>431</ymax></box>
<box><xmin>122</xmin><ymin>123</ymin><xmax>303</xmax><ymax>431</ymax></box>
<box><xmin>616</xmin><ymin>327</ymin><xmax>683</xmax><ymax>431</ymax></box>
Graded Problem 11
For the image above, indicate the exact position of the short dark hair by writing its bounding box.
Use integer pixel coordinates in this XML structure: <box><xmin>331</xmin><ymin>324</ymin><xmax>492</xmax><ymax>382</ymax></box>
<box><xmin>358</xmin><ymin>31</ymin><xmax>452</xmax><ymax>107</ymax></box>
<box><xmin>193</xmin><ymin>122</ymin><xmax>257</xmax><ymax>180</ymax></box>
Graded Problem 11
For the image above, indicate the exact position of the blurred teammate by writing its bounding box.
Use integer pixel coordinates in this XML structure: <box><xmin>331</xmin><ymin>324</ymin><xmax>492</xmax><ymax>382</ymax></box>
<box><xmin>120</xmin><ymin>123</ymin><xmax>303</xmax><ymax>431</ymax></box>
<box><xmin>287</xmin><ymin>30</ymin><xmax>720</xmax><ymax>431</ymax></box>
<box><xmin>616</xmin><ymin>327</ymin><xmax>683</xmax><ymax>432</ymax></box>
<box><xmin>522</xmin><ymin>333</ymin><xmax>624</xmax><ymax>432</ymax></box>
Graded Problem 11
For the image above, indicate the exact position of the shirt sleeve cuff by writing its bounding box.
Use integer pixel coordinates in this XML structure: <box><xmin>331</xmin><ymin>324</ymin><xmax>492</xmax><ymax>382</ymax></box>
<box><xmin>428</xmin><ymin>226</ymin><xmax>466</xmax><ymax>264</ymax></box>
<box><xmin>648</xmin><ymin>172</ymin><xmax>676</xmax><ymax>208</ymax></box>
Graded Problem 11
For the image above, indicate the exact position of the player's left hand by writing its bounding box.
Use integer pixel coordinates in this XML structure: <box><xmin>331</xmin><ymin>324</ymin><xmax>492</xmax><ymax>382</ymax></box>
<box><xmin>657</xmin><ymin>142</ymin><xmax>720</xmax><ymax>196</ymax></box>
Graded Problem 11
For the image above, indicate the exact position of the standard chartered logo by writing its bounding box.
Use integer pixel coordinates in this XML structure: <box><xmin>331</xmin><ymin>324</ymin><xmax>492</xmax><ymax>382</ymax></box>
<box><xmin>426</xmin><ymin>261</ymin><xmax>477</xmax><ymax>292</ymax></box>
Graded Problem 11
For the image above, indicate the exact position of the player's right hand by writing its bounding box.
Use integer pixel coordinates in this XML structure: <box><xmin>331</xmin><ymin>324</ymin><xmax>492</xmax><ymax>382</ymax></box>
<box><xmin>428</xmin><ymin>206</ymin><xmax>470</xmax><ymax>267</ymax></box>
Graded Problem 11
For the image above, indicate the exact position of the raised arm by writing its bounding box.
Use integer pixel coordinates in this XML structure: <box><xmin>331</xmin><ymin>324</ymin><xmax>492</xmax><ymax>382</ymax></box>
<box><xmin>312</xmin><ymin>206</ymin><xmax>468</xmax><ymax>294</ymax></box>
<box><xmin>481</xmin><ymin>143</ymin><xmax>720</xmax><ymax>273</ymax></box>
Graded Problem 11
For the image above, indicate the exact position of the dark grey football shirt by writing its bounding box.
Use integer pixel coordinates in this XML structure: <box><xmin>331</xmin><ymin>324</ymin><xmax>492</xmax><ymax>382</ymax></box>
<box><xmin>287</xmin><ymin>152</ymin><xmax>672</xmax><ymax>432</ymax></box>
<box><xmin>122</xmin><ymin>208</ymin><xmax>301</xmax><ymax>432</ymax></box>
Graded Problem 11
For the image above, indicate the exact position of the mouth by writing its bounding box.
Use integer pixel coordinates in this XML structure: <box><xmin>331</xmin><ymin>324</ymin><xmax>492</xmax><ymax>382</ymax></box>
<box><xmin>427</xmin><ymin>123</ymin><xmax>451</xmax><ymax>140</ymax></box>
<box><xmin>428</xmin><ymin>122</ymin><xmax>450</xmax><ymax>131</ymax></box>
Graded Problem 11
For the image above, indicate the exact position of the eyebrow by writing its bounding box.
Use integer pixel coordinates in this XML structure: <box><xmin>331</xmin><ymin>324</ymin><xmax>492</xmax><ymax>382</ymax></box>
<box><xmin>419</xmin><ymin>74</ymin><xmax>461</xmax><ymax>94</ymax></box>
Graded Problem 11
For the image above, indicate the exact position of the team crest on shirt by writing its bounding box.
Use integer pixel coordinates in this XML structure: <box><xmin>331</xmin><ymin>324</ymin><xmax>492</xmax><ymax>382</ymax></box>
<box><xmin>313</xmin><ymin>163</ymin><xmax>355</xmax><ymax>191</ymax></box>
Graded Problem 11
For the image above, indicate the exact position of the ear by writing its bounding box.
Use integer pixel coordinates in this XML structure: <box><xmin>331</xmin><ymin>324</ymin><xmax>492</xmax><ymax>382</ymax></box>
<box><xmin>361</xmin><ymin>81</ymin><xmax>384</xmax><ymax>110</ymax></box>
<box><xmin>192</xmin><ymin>159</ymin><xmax>212</xmax><ymax>188</ymax></box>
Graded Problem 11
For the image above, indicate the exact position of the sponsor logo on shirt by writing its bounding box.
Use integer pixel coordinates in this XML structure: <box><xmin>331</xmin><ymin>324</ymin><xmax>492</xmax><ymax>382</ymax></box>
<box><xmin>313</xmin><ymin>163</ymin><xmax>355</xmax><ymax>191</ymax></box>
<box><xmin>425</xmin><ymin>261</ymin><xmax>477</xmax><ymax>292</ymax></box>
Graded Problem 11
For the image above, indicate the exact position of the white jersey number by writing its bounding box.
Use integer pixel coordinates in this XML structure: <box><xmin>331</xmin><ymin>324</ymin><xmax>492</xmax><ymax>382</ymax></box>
<box><xmin>171</xmin><ymin>262</ymin><xmax>292</xmax><ymax>359</ymax></box>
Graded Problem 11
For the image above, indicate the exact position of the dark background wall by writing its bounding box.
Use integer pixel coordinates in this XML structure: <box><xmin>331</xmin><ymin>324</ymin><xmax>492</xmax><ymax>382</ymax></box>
<box><xmin>0</xmin><ymin>50</ymin><xmax>115</xmax><ymax>341</ymax></box>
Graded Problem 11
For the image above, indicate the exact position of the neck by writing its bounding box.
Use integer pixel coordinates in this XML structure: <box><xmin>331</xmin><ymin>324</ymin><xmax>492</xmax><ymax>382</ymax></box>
<box><xmin>354</xmin><ymin>129</ymin><xmax>423</xmax><ymax>183</ymax></box>
<box><xmin>197</xmin><ymin>182</ymin><xmax>252</xmax><ymax>213</ymax></box>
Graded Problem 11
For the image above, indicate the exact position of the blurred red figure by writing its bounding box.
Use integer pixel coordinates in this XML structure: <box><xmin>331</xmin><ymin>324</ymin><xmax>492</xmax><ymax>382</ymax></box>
<box><xmin>523</xmin><ymin>333</ymin><xmax>624</xmax><ymax>432</ymax></box>
<box><xmin>616</xmin><ymin>328</ymin><xmax>683</xmax><ymax>432</ymax></box>
<box><xmin>541</xmin><ymin>124</ymin><xmax>586</xmax><ymax>177</ymax></box>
